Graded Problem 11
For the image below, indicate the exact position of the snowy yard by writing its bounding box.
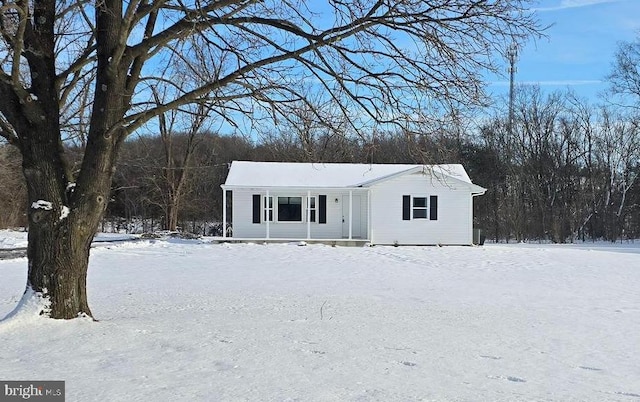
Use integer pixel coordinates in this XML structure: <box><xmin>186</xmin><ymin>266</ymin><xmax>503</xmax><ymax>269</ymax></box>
<box><xmin>1</xmin><ymin>233</ymin><xmax>639</xmax><ymax>401</ymax></box>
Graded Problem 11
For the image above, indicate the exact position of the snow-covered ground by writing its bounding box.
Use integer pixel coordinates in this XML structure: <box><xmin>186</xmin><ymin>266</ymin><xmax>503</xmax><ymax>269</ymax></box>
<box><xmin>1</xmin><ymin>235</ymin><xmax>639</xmax><ymax>401</ymax></box>
<box><xmin>0</xmin><ymin>230</ymin><xmax>137</xmax><ymax>250</ymax></box>
<box><xmin>0</xmin><ymin>229</ymin><xmax>28</xmax><ymax>249</ymax></box>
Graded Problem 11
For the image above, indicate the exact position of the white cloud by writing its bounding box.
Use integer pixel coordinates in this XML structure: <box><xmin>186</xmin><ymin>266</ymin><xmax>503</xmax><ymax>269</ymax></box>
<box><xmin>535</xmin><ymin>0</ymin><xmax>622</xmax><ymax>12</ymax></box>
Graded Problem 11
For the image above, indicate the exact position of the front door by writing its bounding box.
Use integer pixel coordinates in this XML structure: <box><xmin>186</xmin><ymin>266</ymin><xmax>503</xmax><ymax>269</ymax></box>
<box><xmin>342</xmin><ymin>194</ymin><xmax>361</xmax><ymax>238</ymax></box>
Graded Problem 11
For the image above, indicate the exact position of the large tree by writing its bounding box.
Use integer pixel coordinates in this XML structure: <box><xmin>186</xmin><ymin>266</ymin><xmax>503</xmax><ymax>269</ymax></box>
<box><xmin>0</xmin><ymin>0</ymin><xmax>540</xmax><ymax>319</ymax></box>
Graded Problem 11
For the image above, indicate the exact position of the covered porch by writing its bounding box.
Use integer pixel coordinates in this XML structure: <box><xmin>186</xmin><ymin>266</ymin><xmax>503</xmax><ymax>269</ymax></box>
<box><xmin>220</xmin><ymin>186</ymin><xmax>371</xmax><ymax>241</ymax></box>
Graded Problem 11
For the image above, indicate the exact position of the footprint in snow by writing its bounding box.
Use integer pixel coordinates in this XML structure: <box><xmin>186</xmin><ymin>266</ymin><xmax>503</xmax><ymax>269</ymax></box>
<box><xmin>480</xmin><ymin>355</ymin><xmax>502</xmax><ymax>360</ymax></box>
<box><xmin>578</xmin><ymin>366</ymin><xmax>602</xmax><ymax>371</ymax></box>
<box><xmin>299</xmin><ymin>348</ymin><xmax>326</xmax><ymax>355</ymax></box>
<box><xmin>487</xmin><ymin>375</ymin><xmax>526</xmax><ymax>383</ymax></box>
<box><xmin>615</xmin><ymin>392</ymin><xmax>640</xmax><ymax>398</ymax></box>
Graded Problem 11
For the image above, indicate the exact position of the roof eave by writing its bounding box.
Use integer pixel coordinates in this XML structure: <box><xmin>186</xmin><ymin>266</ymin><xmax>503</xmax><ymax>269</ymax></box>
<box><xmin>221</xmin><ymin>184</ymin><xmax>369</xmax><ymax>191</ymax></box>
<box><xmin>471</xmin><ymin>185</ymin><xmax>487</xmax><ymax>196</ymax></box>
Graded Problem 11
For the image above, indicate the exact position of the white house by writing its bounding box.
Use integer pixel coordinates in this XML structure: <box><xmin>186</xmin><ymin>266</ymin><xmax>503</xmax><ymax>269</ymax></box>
<box><xmin>221</xmin><ymin>161</ymin><xmax>486</xmax><ymax>245</ymax></box>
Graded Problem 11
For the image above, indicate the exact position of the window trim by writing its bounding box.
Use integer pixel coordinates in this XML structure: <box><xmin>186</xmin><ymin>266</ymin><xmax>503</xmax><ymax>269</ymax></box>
<box><xmin>412</xmin><ymin>196</ymin><xmax>428</xmax><ymax>219</ymax></box>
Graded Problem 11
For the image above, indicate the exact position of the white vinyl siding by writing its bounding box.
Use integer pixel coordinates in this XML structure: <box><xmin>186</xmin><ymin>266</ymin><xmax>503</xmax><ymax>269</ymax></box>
<box><xmin>370</xmin><ymin>171</ymin><xmax>473</xmax><ymax>245</ymax></box>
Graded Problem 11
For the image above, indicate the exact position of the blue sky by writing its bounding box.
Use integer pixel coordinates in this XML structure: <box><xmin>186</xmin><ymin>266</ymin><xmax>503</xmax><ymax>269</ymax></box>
<box><xmin>488</xmin><ymin>0</ymin><xmax>640</xmax><ymax>103</ymax></box>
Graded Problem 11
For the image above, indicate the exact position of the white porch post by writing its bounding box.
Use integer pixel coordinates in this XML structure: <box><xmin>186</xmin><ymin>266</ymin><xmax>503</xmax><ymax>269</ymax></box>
<box><xmin>348</xmin><ymin>190</ymin><xmax>353</xmax><ymax>240</ymax></box>
<box><xmin>306</xmin><ymin>190</ymin><xmax>311</xmax><ymax>240</ymax></box>
<box><xmin>266</xmin><ymin>190</ymin><xmax>270</xmax><ymax>239</ymax></box>
<box><xmin>367</xmin><ymin>189</ymin><xmax>371</xmax><ymax>241</ymax></box>
<box><xmin>222</xmin><ymin>188</ymin><xmax>227</xmax><ymax>238</ymax></box>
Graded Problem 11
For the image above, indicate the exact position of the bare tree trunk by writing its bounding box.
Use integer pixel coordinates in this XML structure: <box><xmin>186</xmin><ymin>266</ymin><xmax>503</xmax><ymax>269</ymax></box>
<box><xmin>20</xmin><ymin>96</ymin><xmax>119</xmax><ymax>318</ymax></box>
<box><xmin>18</xmin><ymin>118</ymin><xmax>108</xmax><ymax>318</ymax></box>
<box><xmin>27</xmin><ymin>221</ymin><xmax>93</xmax><ymax>319</ymax></box>
<box><xmin>166</xmin><ymin>197</ymin><xmax>180</xmax><ymax>231</ymax></box>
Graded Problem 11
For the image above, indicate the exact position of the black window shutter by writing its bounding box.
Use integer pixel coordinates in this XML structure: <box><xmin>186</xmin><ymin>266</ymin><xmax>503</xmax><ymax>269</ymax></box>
<box><xmin>430</xmin><ymin>195</ymin><xmax>438</xmax><ymax>220</ymax></box>
<box><xmin>402</xmin><ymin>195</ymin><xmax>411</xmax><ymax>220</ymax></box>
<box><xmin>318</xmin><ymin>195</ymin><xmax>327</xmax><ymax>224</ymax></box>
<box><xmin>252</xmin><ymin>194</ymin><xmax>261</xmax><ymax>224</ymax></box>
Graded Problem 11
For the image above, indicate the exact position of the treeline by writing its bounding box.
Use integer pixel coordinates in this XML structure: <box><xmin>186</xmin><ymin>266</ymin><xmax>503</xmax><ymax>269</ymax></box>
<box><xmin>1</xmin><ymin>87</ymin><xmax>639</xmax><ymax>242</ymax></box>
<box><xmin>474</xmin><ymin>87</ymin><xmax>640</xmax><ymax>243</ymax></box>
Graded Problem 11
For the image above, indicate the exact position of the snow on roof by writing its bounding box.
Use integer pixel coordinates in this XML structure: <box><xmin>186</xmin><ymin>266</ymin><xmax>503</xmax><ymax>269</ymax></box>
<box><xmin>223</xmin><ymin>161</ymin><xmax>476</xmax><ymax>188</ymax></box>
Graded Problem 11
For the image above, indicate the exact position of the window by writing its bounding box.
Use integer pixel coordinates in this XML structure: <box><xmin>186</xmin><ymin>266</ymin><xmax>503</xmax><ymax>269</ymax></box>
<box><xmin>413</xmin><ymin>197</ymin><xmax>428</xmax><ymax>219</ymax></box>
<box><xmin>403</xmin><ymin>195</ymin><xmax>437</xmax><ymax>220</ymax></box>
<box><xmin>278</xmin><ymin>197</ymin><xmax>302</xmax><ymax>221</ymax></box>
<box><xmin>264</xmin><ymin>196</ymin><xmax>273</xmax><ymax>222</ymax></box>
<box><xmin>307</xmin><ymin>196</ymin><xmax>317</xmax><ymax>222</ymax></box>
